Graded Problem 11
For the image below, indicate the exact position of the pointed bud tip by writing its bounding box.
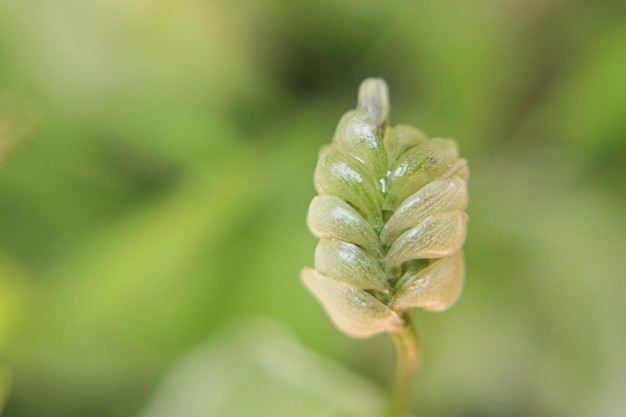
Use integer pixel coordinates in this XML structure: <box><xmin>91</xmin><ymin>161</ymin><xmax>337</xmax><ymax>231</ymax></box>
<box><xmin>357</xmin><ymin>78</ymin><xmax>390</xmax><ymax>128</ymax></box>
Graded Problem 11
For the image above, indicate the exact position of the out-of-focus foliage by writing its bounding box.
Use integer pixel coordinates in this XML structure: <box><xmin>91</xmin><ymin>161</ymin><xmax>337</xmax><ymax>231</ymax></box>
<box><xmin>140</xmin><ymin>318</ymin><xmax>385</xmax><ymax>417</ymax></box>
<box><xmin>0</xmin><ymin>367</ymin><xmax>9</xmax><ymax>415</ymax></box>
<box><xmin>0</xmin><ymin>1</ymin><xmax>624</xmax><ymax>417</ymax></box>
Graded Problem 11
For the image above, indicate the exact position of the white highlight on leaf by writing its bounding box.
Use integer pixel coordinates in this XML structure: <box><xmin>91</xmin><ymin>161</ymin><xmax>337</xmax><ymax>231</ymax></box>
<box><xmin>385</xmin><ymin>211</ymin><xmax>468</xmax><ymax>270</ymax></box>
<box><xmin>307</xmin><ymin>195</ymin><xmax>383</xmax><ymax>258</ymax></box>
<box><xmin>315</xmin><ymin>239</ymin><xmax>388</xmax><ymax>292</ymax></box>
<box><xmin>380</xmin><ymin>176</ymin><xmax>468</xmax><ymax>246</ymax></box>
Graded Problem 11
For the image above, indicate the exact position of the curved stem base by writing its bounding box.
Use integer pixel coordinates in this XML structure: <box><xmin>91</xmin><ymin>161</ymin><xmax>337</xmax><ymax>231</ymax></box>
<box><xmin>388</xmin><ymin>313</ymin><xmax>420</xmax><ymax>417</ymax></box>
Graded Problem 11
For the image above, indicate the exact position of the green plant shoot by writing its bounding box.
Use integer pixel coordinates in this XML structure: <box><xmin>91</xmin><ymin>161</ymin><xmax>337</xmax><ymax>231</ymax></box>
<box><xmin>302</xmin><ymin>78</ymin><xmax>469</xmax><ymax>416</ymax></box>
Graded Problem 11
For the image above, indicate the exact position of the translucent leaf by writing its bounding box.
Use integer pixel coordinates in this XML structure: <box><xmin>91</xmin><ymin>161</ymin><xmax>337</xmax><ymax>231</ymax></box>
<box><xmin>332</xmin><ymin>111</ymin><xmax>388</xmax><ymax>179</ymax></box>
<box><xmin>314</xmin><ymin>146</ymin><xmax>382</xmax><ymax>226</ymax></box>
<box><xmin>385</xmin><ymin>211</ymin><xmax>468</xmax><ymax>269</ymax></box>
<box><xmin>315</xmin><ymin>239</ymin><xmax>387</xmax><ymax>292</ymax></box>
<box><xmin>301</xmin><ymin>268</ymin><xmax>403</xmax><ymax>338</ymax></box>
<box><xmin>442</xmin><ymin>158</ymin><xmax>470</xmax><ymax>182</ymax></box>
<box><xmin>383</xmin><ymin>124</ymin><xmax>428</xmax><ymax>166</ymax></box>
<box><xmin>356</xmin><ymin>78</ymin><xmax>390</xmax><ymax>128</ymax></box>
<box><xmin>380</xmin><ymin>176</ymin><xmax>468</xmax><ymax>246</ymax></box>
<box><xmin>392</xmin><ymin>251</ymin><xmax>465</xmax><ymax>312</ymax></box>
<box><xmin>384</xmin><ymin>139</ymin><xmax>459</xmax><ymax>210</ymax></box>
<box><xmin>306</xmin><ymin>195</ymin><xmax>383</xmax><ymax>257</ymax></box>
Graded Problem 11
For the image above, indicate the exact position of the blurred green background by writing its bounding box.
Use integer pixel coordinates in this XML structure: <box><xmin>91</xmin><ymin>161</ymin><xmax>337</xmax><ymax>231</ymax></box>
<box><xmin>1</xmin><ymin>1</ymin><xmax>625</xmax><ymax>416</ymax></box>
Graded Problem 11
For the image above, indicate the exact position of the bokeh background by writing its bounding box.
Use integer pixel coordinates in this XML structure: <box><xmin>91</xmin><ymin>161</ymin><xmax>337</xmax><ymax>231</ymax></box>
<box><xmin>1</xmin><ymin>1</ymin><xmax>625</xmax><ymax>416</ymax></box>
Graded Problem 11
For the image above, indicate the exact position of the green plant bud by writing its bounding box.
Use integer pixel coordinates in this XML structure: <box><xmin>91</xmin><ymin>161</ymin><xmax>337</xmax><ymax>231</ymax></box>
<box><xmin>332</xmin><ymin>111</ymin><xmax>388</xmax><ymax>180</ymax></box>
<box><xmin>385</xmin><ymin>211</ymin><xmax>467</xmax><ymax>270</ymax></box>
<box><xmin>315</xmin><ymin>239</ymin><xmax>388</xmax><ymax>292</ymax></box>
<box><xmin>357</xmin><ymin>77</ymin><xmax>390</xmax><ymax>127</ymax></box>
<box><xmin>391</xmin><ymin>251</ymin><xmax>465</xmax><ymax>312</ymax></box>
<box><xmin>314</xmin><ymin>146</ymin><xmax>383</xmax><ymax>227</ymax></box>
<box><xmin>302</xmin><ymin>78</ymin><xmax>469</xmax><ymax>338</ymax></box>
<box><xmin>301</xmin><ymin>268</ymin><xmax>403</xmax><ymax>338</ymax></box>
<box><xmin>384</xmin><ymin>139</ymin><xmax>459</xmax><ymax>210</ymax></box>
<box><xmin>307</xmin><ymin>195</ymin><xmax>383</xmax><ymax>257</ymax></box>
<box><xmin>380</xmin><ymin>176</ymin><xmax>468</xmax><ymax>246</ymax></box>
<box><xmin>383</xmin><ymin>124</ymin><xmax>428</xmax><ymax>167</ymax></box>
<box><xmin>443</xmin><ymin>158</ymin><xmax>470</xmax><ymax>182</ymax></box>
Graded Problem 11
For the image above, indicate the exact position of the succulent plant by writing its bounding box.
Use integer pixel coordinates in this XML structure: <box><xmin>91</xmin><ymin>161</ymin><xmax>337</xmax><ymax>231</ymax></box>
<box><xmin>302</xmin><ymin>78</ymin><xmax>468</xmax><ymax>337</ymax></box>
<box><xmin>301</xmin><ymin>78</ymin><xmax>469</xmax><ymax>414</ymax></box>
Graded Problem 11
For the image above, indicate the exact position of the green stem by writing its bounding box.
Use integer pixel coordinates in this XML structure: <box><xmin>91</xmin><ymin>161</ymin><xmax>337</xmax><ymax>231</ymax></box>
<box><xmin>388</xmin><ymin>313</ymin><xmax>420</xmax><ymax>417</ymax></box>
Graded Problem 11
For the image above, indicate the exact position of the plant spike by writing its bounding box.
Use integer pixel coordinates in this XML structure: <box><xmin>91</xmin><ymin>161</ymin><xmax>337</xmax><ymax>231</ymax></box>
<box><xmin>301</xmin><ymin>78</ymin><xmax>469</xmax><ymax>416</ymax></box>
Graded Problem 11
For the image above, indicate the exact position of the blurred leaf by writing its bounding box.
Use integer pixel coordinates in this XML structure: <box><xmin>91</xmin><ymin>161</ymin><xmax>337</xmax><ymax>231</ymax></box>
<box><xmin>0</xmin><ymin>0</ymin><xmax>267</xmax><ymax>109</ymax></box>
<box><xmin>10</xmin><ymin>152</ymin><xmax>275</xmax><ymax>355</ymax></box>
<box><xmin>0</xmin><ymin>367</ymin><xmax>10</xmax><ymax>416</ymax></box>
<box><xmin>0</xmin><ymin>93</ymin><xmax>38</xmax><ymax>167</ymax></box>
<box><xmin>550</xmin><ymin>18</ymin><xmax>626</xmax><ymax>152</ymax></box>
<box><xmin>0</xmin><ymin>251</ymin><xmax>30</xmax><ymax>350</ymax></box>
<box><xmin>140</xmin><ymin>318</ymin><xmax>385</xmax><ymax>417</ymax></box>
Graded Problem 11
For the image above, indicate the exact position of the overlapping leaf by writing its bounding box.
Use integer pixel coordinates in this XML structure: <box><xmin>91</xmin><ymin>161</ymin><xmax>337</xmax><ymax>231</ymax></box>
<box><xmin>302</xmin><ymin>79</ymin><xmax>469</xmax><ymax>338</ymax></box>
